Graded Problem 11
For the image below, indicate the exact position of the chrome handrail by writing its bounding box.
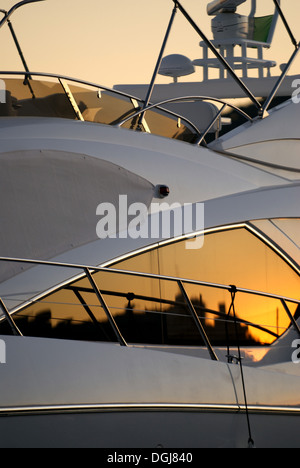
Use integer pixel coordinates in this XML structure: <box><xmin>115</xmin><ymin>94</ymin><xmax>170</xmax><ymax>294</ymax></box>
<box><xmin>0</xmin><ymin>255</ymin><xmax>299</xmax><ymax>305</ymax></box>
<box><xmin>0</xmin><ymin>70</ymin><xmax>142</xmax><ymax>102</ymax></box>
<box><xmin>0</xmin><ymin>71</ymin><xmax>201</xmax><ymax>139</ymax></box>
<box><xmin>0</xmin><ymin>0</ymin><xmax>45</xmax><ymax>30</ymax></box>
<box><xmin>0</xmin><ymin>71</ymin><xmax>255</xmax><ymax>145</ymax></box>
<box><xmin>0</xmin><ymin>255</ymin><xmax>299</xmax><ymax>354</ymax></box>
<box><xmin>116</xmin><ymin>95</ymin><xmax>253</xmax><ymax>146</ymax></box>
<box><xmin>0</xmin><ymin>71</ymin><xmax>200</xmax><ymax>136</ymax></box>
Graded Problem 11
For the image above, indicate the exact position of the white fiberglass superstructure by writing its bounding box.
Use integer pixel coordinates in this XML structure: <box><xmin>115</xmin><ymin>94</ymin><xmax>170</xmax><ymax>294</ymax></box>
<box><xmin>0</xmin><ymin>0</ymin><xmax>299</xmax><ymax>448</ymax></box>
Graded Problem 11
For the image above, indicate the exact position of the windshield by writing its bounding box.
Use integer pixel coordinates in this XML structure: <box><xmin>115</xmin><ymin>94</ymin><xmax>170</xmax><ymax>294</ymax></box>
<box><xmin>0</xmin><ymin>74</ymin><xmax>198</xmax><ymax>143</ymax></box>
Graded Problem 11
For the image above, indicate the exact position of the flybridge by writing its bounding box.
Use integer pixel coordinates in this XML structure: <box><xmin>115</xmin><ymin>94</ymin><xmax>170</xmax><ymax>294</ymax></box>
<box><xmin>1</xmin><ymin>0</ymin><xmax>298</xmax><ymax>119</ymax></box>
<box><xmin>169</xmin><ymin>0</ymin><xmax>300</xmax><ymax>117</ymax></box>
<box><xmin>1</xmin><ymin>0</ymin><xmax>300</xmax><ymax>145</ymax></box>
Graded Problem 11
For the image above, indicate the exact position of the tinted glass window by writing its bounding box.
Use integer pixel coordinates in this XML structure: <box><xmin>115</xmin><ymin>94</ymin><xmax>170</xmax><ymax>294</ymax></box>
<box><xmin>1</xmin><ymin>280</ymin><xmax>117</xmax><ymax>342</ymax></box>
<box><xmin>2</xmin><ymin>226</ymin><xmax>299</xmax><ymax>346</ymax></box>
<box><xmin>0</xmin><ymin>77</ymin><xmax>197</xmax><ymax>142</ymax></box>
<box><xmin>113</xmin><ymin>227</ymin><xmax>300</xmax><ymax>345</ymax></box>
<box><xmin>0</xmin><ymin>78</ymin><xmax>76</xmax><ymax>119</ymax></box>
<box><xmin>92</xmin><ymin>271</ymin><xmax>203</xmax><ymax>346</ymax></box>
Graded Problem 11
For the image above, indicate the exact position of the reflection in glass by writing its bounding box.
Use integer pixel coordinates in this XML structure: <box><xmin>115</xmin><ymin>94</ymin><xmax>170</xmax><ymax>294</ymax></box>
<box><xmin>0</xmin><ymin>77</ymin><xmax>198</xmax><ymax>143</ymax></box>
<box><xmin>68</xmin><ymin>85</ymin><xmax>138</xmax><ymax>128</ymax></box>
<box><xmin>114</xmin><ymin>226</ymin><xmax>300</xmax><ymax>345</ymax></box>
<box><xmin>0</xmin><ymin>226</ymin><xmax>298</xmax><ymax>346</ymax></box>
<box><xmin>0</xmin><ymin>284</ymin><xmax>117</xmax><ymax>342</ymax></box>
<box><xmin>0</xmin><ymin>78</ymin><xmax>76</xmax><ymax>119</ymax></box>
<box><xmin>91</xmin><ymin>271</ymin><xmax>203</xmax><ymax>346</ymax></box>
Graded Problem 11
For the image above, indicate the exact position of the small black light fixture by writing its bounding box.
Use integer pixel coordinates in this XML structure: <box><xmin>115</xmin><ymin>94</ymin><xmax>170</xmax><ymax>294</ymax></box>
<box><xmin>156</xmin><ymin>184</ymin><xmax>170</xmax><ymax>199</ymax></box>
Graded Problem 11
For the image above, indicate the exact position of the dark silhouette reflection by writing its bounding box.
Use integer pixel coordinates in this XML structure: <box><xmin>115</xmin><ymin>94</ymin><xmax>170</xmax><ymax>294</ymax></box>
<box><xmin>0</xmin><ymin>308</ymin><xmax>116</xmax><ymax>343</ymax></box>
<box><xmin>191</xmin><ymin>294</ymin><xmax>259</xmax><ymax>346</ymax></box>
<box><xmin>113</xmin><ymin>291</ymin><xmax>198</xmax><ymax>346</ymax></box>
<box><xmin>112</xmin><ymin>292</ymin><xmax>261</xmax><ymax>346</ymax></box>
<box><xmin>0</xmin><ymin>288</ymin><xmax>289</xmax><ymax>346</ymax></box>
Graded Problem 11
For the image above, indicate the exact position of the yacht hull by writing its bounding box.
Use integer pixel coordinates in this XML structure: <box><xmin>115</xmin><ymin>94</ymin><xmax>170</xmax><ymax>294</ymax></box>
<box><xmin>0</xmin><ymin>406</ymin><xmax>299</xmax><ymax>448</ymax></box>
<box><xmin>0</xmin><ymin>336</ymin><xmax>299</xmax><ymax>448</ymax></box>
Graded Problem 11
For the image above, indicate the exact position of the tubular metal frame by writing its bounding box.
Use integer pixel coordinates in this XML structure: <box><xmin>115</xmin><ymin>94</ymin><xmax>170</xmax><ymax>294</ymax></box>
<box><xmin>1</xmin><ymin>222</ymin><xmax>299</xmax><ymax>347</ymax></box>
<box><xmin>0</xmin><ymin>71</ymin><xmax>254</xmax><ymax>146</ymax></box>
<box><xmin>172</xmin><ymin>0</ymin><xmax>262</xmax><ymax>111</ymax></box>
<box><xmin>2</xmin><ymin>69</ymin><xmax>299</xmax><ymax>147</ymax></box>
<box><xmin>0</xmin><ymin>248</ymin><xmax>299</xmax><ymax>359</ymax></box>
<box><xmin>0</xmin><ymin>0</ymin><xmax>298</xmax><ymax>124</ymax></box>
<box><xmin>172</xmin><ymin>0</ymin><xmax>300</xmax><ymax>118</ymax></box>
<box><xmin>0</xmin><ymin>71</ymin><xmax>202</xmax><ymax>139</ymax></box>
<box><xmin>0</xmin><ymin>0</ymin><xmax>45</xmax><ymax>30</ymax></box>
<box><xmin>116</xmin><ymin>95</ymin><xmax>253</xmax><ymax>146</ymax></box>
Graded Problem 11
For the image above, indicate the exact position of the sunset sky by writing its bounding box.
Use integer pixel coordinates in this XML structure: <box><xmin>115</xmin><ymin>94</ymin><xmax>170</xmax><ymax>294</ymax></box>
<box><xmin>0</xmin><ymin>0</ymin><xmax>299</xmax><ymax>88</ymax></box>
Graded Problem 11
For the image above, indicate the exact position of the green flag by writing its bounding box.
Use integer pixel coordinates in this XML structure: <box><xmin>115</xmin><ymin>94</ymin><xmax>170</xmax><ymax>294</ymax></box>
<box><xmin>253</xmin><ymin>15</ymin><xmax>274</xmax><ymax>43</ymax></box>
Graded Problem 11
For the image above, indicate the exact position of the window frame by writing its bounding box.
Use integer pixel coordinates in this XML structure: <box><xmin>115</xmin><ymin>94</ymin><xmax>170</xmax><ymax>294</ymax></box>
<box><xmin>0</xmin><ymin>221</ymin><xmax>299</xmax><ymax>350</ymax></box>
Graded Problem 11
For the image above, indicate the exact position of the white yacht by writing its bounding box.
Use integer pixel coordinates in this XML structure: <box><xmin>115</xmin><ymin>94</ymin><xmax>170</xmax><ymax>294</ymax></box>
<box><xmin>0</xmin><ymin>0</ymin><xmax>299</xmax><ymax>448</ymax></box>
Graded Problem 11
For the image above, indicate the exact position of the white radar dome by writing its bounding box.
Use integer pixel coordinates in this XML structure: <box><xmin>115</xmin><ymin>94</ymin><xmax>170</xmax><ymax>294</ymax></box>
<box><xmin>159</xmin><ymin>54</ymin><xmax>195</xmax><ymax>80</ymax></box>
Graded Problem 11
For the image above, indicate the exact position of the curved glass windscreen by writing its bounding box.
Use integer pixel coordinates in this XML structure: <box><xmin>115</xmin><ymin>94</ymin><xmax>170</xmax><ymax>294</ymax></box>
<box><xmin>0</xmin><ymin>78</ymin><xmax>76</xmax><ymax>119</ymax></box>
<box><xmin>0</xmin><ymin>76</ymin><xmax>197</xmax><ymax>143</ymax></box>
<box><xmin>109</xmin><ymin>226</ymin><xmax>300</xmax><ymax>345</ymax></box>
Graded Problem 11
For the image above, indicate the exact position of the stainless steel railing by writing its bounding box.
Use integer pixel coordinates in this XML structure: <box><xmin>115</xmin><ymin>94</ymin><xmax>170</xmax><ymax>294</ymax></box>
<box><xmin>116</xmin><ymin>95</ymin><xmax>253</xmax><ymax>145</ymax></box>
<box><xmin>0</xmin><ymin>71</ymin><xmax>201</xmax><ymax>141</ymax></box>
<box><xmin>0</xmin><ymin>256</ymin><xmax>299</xmax><ymax>360</ymax></box>
<box><xmin>0</xmin><ymin>71</ymin><xmax>253</xmax><ymax>145</ymax></box>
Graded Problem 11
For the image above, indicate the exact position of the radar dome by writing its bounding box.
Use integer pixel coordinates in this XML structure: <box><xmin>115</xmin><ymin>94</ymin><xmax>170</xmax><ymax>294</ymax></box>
<box><xmin>159</xmin><ymin>54</ymin><xmax>195</xmax><ymax>80</ymax></box>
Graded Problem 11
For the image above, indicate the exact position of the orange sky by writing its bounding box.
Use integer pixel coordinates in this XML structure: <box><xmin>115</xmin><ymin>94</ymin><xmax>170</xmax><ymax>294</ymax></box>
<box><xmin>0</xmin><ymin>0</ymin><xmax>299</xmax><ymax>87</ymax></box>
